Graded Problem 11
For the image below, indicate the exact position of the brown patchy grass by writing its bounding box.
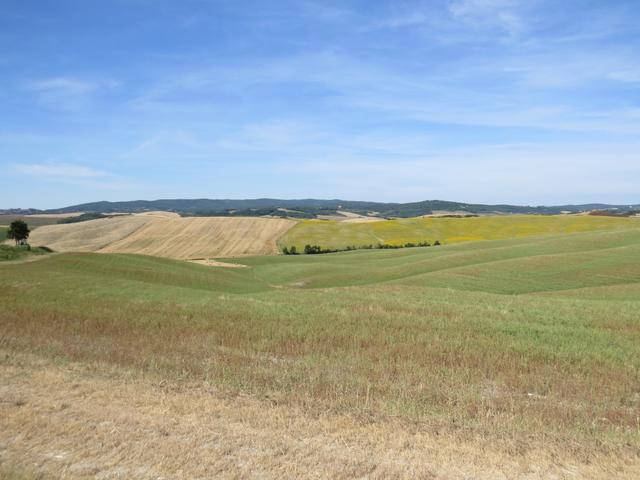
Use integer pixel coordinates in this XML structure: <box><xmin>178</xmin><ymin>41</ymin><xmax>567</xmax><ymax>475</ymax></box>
<box><xmin>2</xmin><ymin>282</ymin><xmax>639</xmax><ymax>457</ymax></box>
<box><xmin>2</xmin><ymin>351</ymin><xmax>639</xmax><ymax>480</ymax></box>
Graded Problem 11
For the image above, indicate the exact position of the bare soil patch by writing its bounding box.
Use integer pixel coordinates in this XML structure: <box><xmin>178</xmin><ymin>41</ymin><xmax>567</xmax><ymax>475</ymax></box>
<box><xmin>189</xmin><ymin>258</ymin><xmax>249</xmax><ymax>268</ymax></box>
<box><xmin>317</xmin><ymin>211</ymin><xmax>385</xmax><ymax>223</ymax></box>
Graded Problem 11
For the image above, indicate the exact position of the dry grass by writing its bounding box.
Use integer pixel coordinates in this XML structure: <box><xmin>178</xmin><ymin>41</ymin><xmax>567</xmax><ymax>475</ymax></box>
<box><xmin>2</xmin><ymin>351</ymin><xmax>638</xmax><ymax>480</ymax></box>
<box><xmin>188</xmin><ymin>258</ymin><xmax>249</xmax><ymax>268</ymax></box>
<box><xmin>27</xmin><ymin>215</ymin><xmax>153</xmax><ymax>251</ymax></box>
<box><xmin>28</xmin><ymin>214</ymin><xmax>295</xmax><ymax>259</ymax></box>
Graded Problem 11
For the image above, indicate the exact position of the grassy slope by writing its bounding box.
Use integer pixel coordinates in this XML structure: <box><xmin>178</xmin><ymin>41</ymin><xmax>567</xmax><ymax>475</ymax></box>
<box><xmin>0</xmin><ymin>245</ymin><xmax>50</xmax><ymax>261</ymax></box>
<box><xmin>1</xmin><ymin>227</ymin><xmax>640</xmax><ymax>450</ymax></box>
<box><xmin>249</xmin><ymin>227</ymin><xmax>640</xmax><ymax>292</ymax></box>
<box><xmin>0</xmin><ymin>226</ymin><xmax>7</xmax><ymax>241</ymax></box>
<box><xmin>280</xmin><ymin>214</ymin><xmax>640</xmax><ymax>250</ymax></box>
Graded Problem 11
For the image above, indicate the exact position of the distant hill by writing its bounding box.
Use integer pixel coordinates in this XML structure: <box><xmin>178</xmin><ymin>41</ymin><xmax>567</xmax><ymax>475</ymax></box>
<box><xmin>3</xmin><ymin>199</ymin><xmax>640</xmax><ymax>218</ymax></box>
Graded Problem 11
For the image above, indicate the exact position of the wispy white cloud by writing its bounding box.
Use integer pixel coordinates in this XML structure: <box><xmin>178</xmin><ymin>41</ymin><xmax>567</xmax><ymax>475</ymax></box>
<box><xmin>296</xmin><ymin>1</ymin><xmax>354</xmax><ymax>22</ymax></box>
<box><xmin>142</xmin><ymin>51</ymin><xmax>640</xmax><ymax>134</ymax></box>
<box><xmin>371</xmin><ymin>0</ymin><xmax>528</xmax><ymax>41</ymax></box>
<box><xmin>124</xmin><ymin>131</ymin><xmax>202</xmax><ymax>158</ymax></box>
<box><xmin>13</xmin><ymin>162</ymin><xmax>107</xmax><ymax>178</ymax></box>
<box><xmin>29</xmin><ymin>77</ymin><xmax>98</xmax><ymax>95</ymax></box>
<box><xmin>374</xmin><ymin>11</ymin><xmax>430</xmax><ymax>29</ymax></box>
<box><xmin>26</xmin><ymin>76</ymin><xmax>120</xmax><ymax>110</ymax></box>
<box><xmin>11</xmin><ymin>162</ymin><xmax>138</xmax><ymax>192</ymax></box>
<box><xmin>277</xmin><ymin>142</ymin><xmax>640</xmax><ymax>204</ymax></box>
<box><xmin>448</xmin><ymin>0</ymin><xmax>524</xmax><ymax>36</ymax></box>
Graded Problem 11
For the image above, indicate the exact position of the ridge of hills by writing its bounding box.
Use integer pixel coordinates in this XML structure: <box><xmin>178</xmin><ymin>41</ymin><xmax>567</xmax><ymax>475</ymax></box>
<box><xmin>3</xmin><ymin>198</ymin><xmax>640</xmax><ymax>218</ymax></box>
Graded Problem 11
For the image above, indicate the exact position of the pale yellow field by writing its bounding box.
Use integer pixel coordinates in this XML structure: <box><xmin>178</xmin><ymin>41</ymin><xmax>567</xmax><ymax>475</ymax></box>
<box><xmin>28</xmin><ymin>214</ymin><xmax>295</xmax><ymax>259</ymax></box>
<box><xmin>27</xmin><ymin>215</ymin><xmax>154</xmax><ymax>252</ymax></box>
<box><xmin>282</xmin><ymin>214</ymin><xmax>640</xmax><ymax>250</ymax></box>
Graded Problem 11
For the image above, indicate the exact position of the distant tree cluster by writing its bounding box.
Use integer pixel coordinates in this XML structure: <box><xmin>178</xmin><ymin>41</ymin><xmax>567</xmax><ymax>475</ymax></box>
<box><xmin>588</xmin><ymin>209</ymin><xmax>640</xmax><ymax>218</ymax></box>
<box><xmin>57</xmin><ymin>212</ymin><xmax>109</xmax><ymax>224</ymax></box>
<box><xmin>282</xmin><ymin>240</ymin><xmax>441</xmax><ymax>255</ymax></box>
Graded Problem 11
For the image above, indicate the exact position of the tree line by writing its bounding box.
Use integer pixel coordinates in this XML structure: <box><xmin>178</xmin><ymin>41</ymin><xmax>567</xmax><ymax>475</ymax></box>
<box><xmin>282</xmin><ymin>240</ymin><xmax>441</xmax><ymax>255</ymax></box>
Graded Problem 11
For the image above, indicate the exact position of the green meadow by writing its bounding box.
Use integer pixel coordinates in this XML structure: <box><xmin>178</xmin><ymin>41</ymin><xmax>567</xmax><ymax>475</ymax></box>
<box><xmin>0</xmin><ymin>245</ymin><xmax>51</xmax><ymax>261</ymax></box>
<box><xmin>2</xmin><ymin>226</ymin><xmax>640</xmax><ymax>451</ymax></box>
<box><xmin>280</xmin><ymin>214</ymin><xmax>640</xmax><ymax>251</ymax></box>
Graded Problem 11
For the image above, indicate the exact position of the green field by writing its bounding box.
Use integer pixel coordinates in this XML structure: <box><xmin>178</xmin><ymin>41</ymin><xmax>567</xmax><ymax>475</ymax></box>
<box><xmin>2</xmin><ymin>226</ymin><xmax>640</xmax><ymax>453</ymax></box>
<box><xmin>0</xmin><ymin>245</ymin><xmax>50</xmax><ymax>261</ymax></box>
<box><xmin>0</xmin><ymin>215</ymin><xmax>65</xmax><ymax>229</ymax></box>
<box><xmin>0</xmin><ymin>226</ymin><xmax>7</xmax><ymax>242</ymax></box>
<box><xmin>280</xmin><ymin>214</ymin><xmax>640</xmax><ymax>251</ymax></box>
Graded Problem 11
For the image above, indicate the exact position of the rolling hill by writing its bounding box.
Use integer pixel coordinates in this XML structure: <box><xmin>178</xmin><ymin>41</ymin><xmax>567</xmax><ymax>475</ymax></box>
<box><xmin>280</xmin><ymin>214</ymin><xmax>640</xmax><ymax>251</ymax></box>
<box><xmin>1</xmin><ymin>227</ymin><xmax>640</xmax><ymax>478</ymax></box>
<box><xmin>28</xmin><ymin>212</ymin><xmax>295</xmax><ymax>259</ymax></box>
<box><xmin>4</xmin><ymin>198</ymin><xmax>639</xmax><ymax>218</ymax></box>
<box><xmin>24</xmin><ymin>212</ymin><xmax>640</xmax><ymax>260</ymax></box>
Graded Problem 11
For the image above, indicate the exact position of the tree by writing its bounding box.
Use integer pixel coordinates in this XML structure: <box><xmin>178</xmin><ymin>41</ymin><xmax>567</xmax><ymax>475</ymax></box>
<box><xmin>7</xmin><ymin>220</ymin><xmax>30</xmax><ymax>245</ymax></box>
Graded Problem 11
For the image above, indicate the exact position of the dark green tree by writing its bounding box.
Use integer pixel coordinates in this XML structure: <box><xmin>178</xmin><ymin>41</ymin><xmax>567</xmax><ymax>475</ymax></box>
<box><xmin>7</xmin><ymin>220</ymin><xmax>30</xmax><ymax>245</ymax></box>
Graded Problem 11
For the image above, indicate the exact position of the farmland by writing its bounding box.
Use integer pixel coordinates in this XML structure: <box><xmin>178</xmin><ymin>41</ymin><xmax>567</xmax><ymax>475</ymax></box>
<box><xmin>28</xmin><ymin>212</ymin><xmax>295</xmax><ymax>259</ymax></box>
<box><xmin>2</xmin><ymin>225</ymin><xmax>640</xmax><ymax>478</ymax></box>
<box><xmin>22</xmin><ymin>213</ymin><xmax>640</xmax><ymax>263</ymax></box>
<box><xmin>280</xmin><ymin>214</ymin><xmax>640</xmax><ymax>251</ymax></box>
<box><xmin>0</xmin><ymin>213</ymin><xmax>80</xmax><ymax>229</ymax></box>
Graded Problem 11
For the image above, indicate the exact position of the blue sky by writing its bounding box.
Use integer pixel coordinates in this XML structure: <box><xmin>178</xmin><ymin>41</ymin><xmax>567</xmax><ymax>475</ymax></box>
<box><xmin>1</xmin><ymin>0</ymin><xmax>639</xmax><ymax>208</ymax></box>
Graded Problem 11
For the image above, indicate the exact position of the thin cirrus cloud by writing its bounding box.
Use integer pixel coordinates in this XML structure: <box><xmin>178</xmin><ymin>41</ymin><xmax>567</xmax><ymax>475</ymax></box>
<box><xmin>13</xmin><ymin>163</ymin><xmax>107</xmax><ymax>179</ymax></box>
<box><xmin>11</xmin><ymin>163</ymin><xmax>137</xmax><ymax>197</ymax></box>
<box><xmin>28</xmin><ymin>77</ymin><xmax>98</xmax><ymax>95</ymax></box>
<box><xmin>25</xmin><ymin>76</ymin><xmax>120</xmax><ymax>110</ymax></box>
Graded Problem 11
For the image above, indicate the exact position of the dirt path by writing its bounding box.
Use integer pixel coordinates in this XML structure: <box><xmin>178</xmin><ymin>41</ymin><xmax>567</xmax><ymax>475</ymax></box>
<box><xmin>1</xmin><ymin>352</ymin><xmax>638</xmax><ymax>479</ymax></box>
<box><xmin>188</xmin><ymin>258</ymin><xmax>249</xmax><ymax>268</ymax></box>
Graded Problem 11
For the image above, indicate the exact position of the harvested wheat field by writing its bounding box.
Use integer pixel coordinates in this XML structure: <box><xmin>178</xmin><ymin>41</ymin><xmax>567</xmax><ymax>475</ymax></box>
<box><xmin>28</xmin><ymin>213</ymin><xmax>295</xmax><ymax>259</ymax></box>
<box><xmin>26</xmin><ymin>215</ymin><xmax>154</xmax><ymax>252</ymax></box>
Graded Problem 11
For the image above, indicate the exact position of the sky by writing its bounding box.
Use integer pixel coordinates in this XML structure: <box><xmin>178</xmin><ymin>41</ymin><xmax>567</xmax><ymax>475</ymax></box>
<box><xmin>1</xmin><ymin>0</ymin><xmax>639</xmax><ymax>209</ymax></box>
